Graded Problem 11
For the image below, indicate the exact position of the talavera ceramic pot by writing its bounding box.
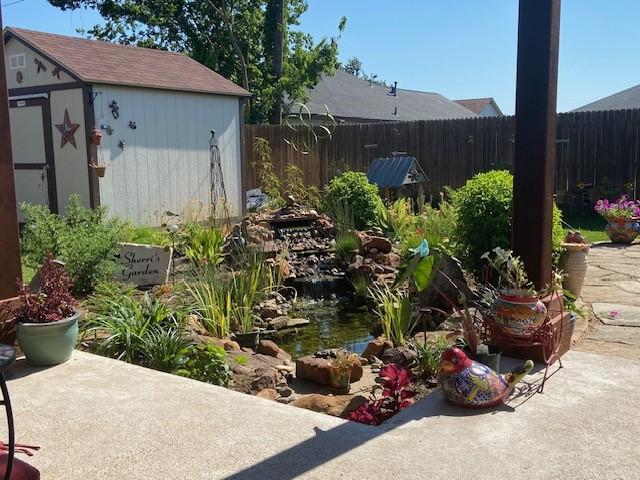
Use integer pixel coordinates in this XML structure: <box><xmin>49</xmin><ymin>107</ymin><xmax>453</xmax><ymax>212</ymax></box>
<box><xmin>605</xmin><ymin>217</ymin><xmax>640</xmax><ymax>244</ymax></box>
<box><xmin>494</xmin><ymin>290</ymin><xmax>546</xmax><ymax>338</ymax></box>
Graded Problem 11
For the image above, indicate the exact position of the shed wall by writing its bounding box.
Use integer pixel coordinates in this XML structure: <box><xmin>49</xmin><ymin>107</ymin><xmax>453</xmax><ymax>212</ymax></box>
<box><xmin>92</xmin><ymin>84</ymin><xmax>242</xmax><ymax>225</ymax></box>
<box><xmin>4</xmin><ymin>37</ymin><xmax>75</xmax><ymax>89</ymax></box>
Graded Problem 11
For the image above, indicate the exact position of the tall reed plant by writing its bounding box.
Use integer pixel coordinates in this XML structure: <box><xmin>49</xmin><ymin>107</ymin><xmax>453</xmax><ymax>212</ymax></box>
<box><xmin>368</xmin><ymin>283</ymin><xmax>416</xmax><ymax>346</ymax></box>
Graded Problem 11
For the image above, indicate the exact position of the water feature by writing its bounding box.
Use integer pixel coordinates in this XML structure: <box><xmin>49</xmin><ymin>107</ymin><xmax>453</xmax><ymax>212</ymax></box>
<box><xmin>278</xmin><ymin>296</ymin><xmax>375</xmax><ymax>359</ymax></box>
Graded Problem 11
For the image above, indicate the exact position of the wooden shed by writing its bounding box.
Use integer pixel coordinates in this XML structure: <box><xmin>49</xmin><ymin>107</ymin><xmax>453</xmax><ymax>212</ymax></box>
<box><xmin>3</xmin><ymin>27</ymin><xmax>250</xmax><ymax>225</ymax></box>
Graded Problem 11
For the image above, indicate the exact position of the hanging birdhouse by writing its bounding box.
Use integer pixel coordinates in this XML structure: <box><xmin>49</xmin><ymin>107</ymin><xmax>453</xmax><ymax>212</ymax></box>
<box><xmin>90</xmin><ymin>126</ymin><xmax>103</xmax><ymax>145</ymax></box>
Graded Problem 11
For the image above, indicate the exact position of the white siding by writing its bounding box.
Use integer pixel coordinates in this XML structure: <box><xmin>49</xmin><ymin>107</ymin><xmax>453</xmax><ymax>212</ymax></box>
<box><xmin>92</xmin><ymin>85</ymin><xmax>242</xmax><ymax>225</ymax></box>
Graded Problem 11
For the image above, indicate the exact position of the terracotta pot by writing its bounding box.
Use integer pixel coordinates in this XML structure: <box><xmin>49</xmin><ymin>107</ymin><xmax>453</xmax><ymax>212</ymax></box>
<box><xmin>494</xmin><ymin>290</ymin><xmax>547</xmax><ymax>338</ymax></box>
<box><xmin>562</xmin><ymin>243</ymin><xmax>590</xmax><ymax>297</ymax></box>
<box><xmin>605</xmin><ymin>217</ymin><xmax>640</xmax><ymax>244</ymax></box>
<box><xmin>90</xmin><ymin>126</ymin><xmax>103</xmax><ymax>145</ymax></box>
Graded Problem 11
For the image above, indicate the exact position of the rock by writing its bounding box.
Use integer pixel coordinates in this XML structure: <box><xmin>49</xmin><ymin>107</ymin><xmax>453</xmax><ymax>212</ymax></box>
<box><xmin>381</xmin><ymin>347</ymin><xmax>418</xmax><ymax>368</ymax></box>
<box><xmin>232</xmin><ymin>365</ymin><xmax>252</xmax><ymax>376</ymax></box>
<box><xmin>257</xmin><ymin>340</ymin><xmax>292</xmax><ymax>362</ymax></box>
<box><xmin>276</xmin><ymin>396</ymin><xmax>292</xmax><ymax>404</ymax></box>
<box><xmin>256</xmin><ymin>388</ymin><xmax>278</xmax><ymax>400</ymax></box>
<box><xmin>359</xmin><ymin>357</ymin><xmax>368</xmax><ymax>366</ymax></box>
<box><xmin>286</xmin><ymin>318</ymin><xmax>310</xmax><ymax>328</ymax></box>
<box><xmin>241</xmin><ymin>347</ymin><xmax>254</xmax><ymax>354</ymax></box>
<box><xmin>258</xmin><ymin>299</ymin><xmax>284</xmax><ymax>319</ymax></box>
<box><xmin>361</xmin><ymin>236</ymin><xmax>392</xmax><ymax>254</ymax></box>
<box><xmin>295</xmin><ymin>355</ymin><xmax>363</xmax><ymax>385</ymax></box>
<box><xmin>250</xmin><ymin>367</ymin><xmax>282</xmax><ymax>392</ymax></box>
<box><xmin>277</xmin><ymin>386</ymin><xmax>294</xmax><ymax>397</ymax></box>
<box><xmin>186</xmin><ymin>314</ymin><xmax>209</xmax><ymax>336</ymax></box>
<box><xmin>275</xmin><ymin>364</ymin><xmax>294</xmax><ymax>373</ymax></box>
<box><xmin>361</xmin><ymin>337</ymin><xmax>393</xmax><ymax>360</ymax></box>
<box><xmin>291</xmin><ymin>394</ymin><xmax>368</xmax><ymax>417</ymax></box>
<box><xmin>223</xmin><ymin>340</ymin><xmax>241</xmax><ymax>351</ymax></box>
<box><xmin>267</xmin><ymin>316</ymin><xmax>290</xmax><ymax>330</ymax></box>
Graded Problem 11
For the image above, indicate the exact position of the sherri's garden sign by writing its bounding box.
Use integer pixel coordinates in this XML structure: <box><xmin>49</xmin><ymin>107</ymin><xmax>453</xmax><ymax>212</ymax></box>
<box><xmin>115</xmin><ymin>243</ymin><xmax>172</xmax><ymax>286</ymax></box>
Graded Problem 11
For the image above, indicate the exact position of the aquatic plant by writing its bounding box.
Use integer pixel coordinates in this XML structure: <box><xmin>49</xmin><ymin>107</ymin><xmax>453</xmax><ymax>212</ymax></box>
<box><xmin>368</xmin><ymin>283</ymin><xmax>416</xmax><ymax>346</ymax></box>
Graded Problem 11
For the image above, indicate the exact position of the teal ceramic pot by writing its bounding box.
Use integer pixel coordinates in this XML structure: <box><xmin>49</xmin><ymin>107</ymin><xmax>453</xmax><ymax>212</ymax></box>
<box><xmin>16</xmin><ymin>311</ymin><xmax>79</xmax><ymax>366</ymax></box>
<box><xmin>605</xmin><ymin>217</ymin><xmax>640</xmax><ymax>244</ymax></box>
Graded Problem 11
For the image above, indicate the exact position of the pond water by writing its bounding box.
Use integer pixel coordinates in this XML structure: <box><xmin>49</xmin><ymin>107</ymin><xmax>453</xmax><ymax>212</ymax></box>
<box><xmin>277</xmin><ymin>296</ymin><xmax>375</xmax><ymax>360</ymax></box>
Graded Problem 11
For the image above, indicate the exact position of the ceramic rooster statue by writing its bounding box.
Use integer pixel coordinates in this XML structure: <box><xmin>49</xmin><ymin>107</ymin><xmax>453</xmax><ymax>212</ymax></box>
<box><xmin>438</xmin><ymin>347</ymin><xmax>534</xmax><ymax>408</ymax></box>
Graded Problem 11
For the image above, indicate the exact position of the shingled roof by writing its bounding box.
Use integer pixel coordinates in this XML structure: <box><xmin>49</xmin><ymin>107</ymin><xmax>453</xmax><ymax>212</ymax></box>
<box><xmin>454</xmin><ymin>97</ymin><xmax>502</xmax><ymax>115</ymax></box>
<box><xmin>4</xmin><ymin>27</ymin><xmax>250</xmax><ymax>97</ymax></box>
<box><xmin>572</xmin><ymin>84</ymin><xmax>640</xmax><ymax>112</ymax></box>
<box><xmin>288</xmin><ymin>70</ymin><xmax>475</xmax><ymax>122</ymax></box>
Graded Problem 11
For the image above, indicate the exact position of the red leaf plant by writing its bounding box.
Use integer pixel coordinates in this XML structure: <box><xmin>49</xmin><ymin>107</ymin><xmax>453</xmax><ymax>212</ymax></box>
<box><xmin>348</xmin><ymin>364</ymin><xmax>416</xmax><ymax>426</ymax></box>
<box><xmin>5</xmin><ymin>254</ymin><xmax>76</xmax><ymax>325</ymax></box>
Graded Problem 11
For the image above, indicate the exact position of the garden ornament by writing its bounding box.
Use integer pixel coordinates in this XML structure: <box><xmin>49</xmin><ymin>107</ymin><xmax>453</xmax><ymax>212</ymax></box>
<box><xmin>438</xmin><ymin>347</ymin><xmax>533</xmax><ymax>408</ymax></box>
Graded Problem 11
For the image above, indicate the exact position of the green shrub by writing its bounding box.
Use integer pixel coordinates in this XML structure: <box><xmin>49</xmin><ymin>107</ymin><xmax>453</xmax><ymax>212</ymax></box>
<box><xmin>334</xmin><ymin>232</ymin><xmax>361</xmax><ymax>264</ymax></box>
<box><xmin>177</xmin><ymin>343</ymin><xmax>232</xmax><ymax>387</ymax></box>
<box><xmin>21</xmin><ymin>195</ymin><xmax>127</xmax><ymax>295</ymax></box>
<box><xmin>253</xmin><ymin>137</ymin><xmax>284</xmax><ymax>208</ymax></box>
<box><xmin>452</xmin><ymin>170</ymin><xmax>563</xmax><ymax>275</ymax></box>
<box><xmin>324</xmin><ymin>172</ymin><xmax>381</xmax><ymax>230</ymax></box>
<box><xmin>184</xmin><ymin>226</ymin><xmax>225</xmax><ymax>269</ymax></box>
<box><xmin>141</xmin><ymin>323</ymin><xmax>193</xmax><ymax>372</ymax></box>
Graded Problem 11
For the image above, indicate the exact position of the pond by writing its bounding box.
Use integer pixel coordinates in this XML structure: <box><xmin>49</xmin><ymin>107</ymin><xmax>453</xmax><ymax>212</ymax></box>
<box><xmin>277</xmin><ymin>296</ymin><xmax>375</xmax><ymax>360</ymax></box>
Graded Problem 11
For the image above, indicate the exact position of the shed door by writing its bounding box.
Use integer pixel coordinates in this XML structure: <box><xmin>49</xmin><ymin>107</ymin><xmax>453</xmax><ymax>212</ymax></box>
<box><xmin>9</xmin><ymin>98</ymin><xmax>57</xmax><ymax>222</ymax></box>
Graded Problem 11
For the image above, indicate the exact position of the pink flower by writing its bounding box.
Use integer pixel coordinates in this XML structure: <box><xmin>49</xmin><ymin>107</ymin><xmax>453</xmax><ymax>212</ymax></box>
<box><xmin>608</xmin><ymin>310</ymin><xmax>619</xmax><ymax>319</ymax></box>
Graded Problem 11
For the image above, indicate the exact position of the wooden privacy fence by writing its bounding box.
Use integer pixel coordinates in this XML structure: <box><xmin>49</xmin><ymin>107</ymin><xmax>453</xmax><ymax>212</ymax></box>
<box><xmin>243</xmin><ymin>109</ymin><xmax>640</xmax><ymax>202</ymax></box>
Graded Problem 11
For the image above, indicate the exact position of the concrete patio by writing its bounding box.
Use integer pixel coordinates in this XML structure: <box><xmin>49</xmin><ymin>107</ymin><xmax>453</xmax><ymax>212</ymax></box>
<box><xmin>3</xmin><ymin>349</ymin><xmax>639</xmax><ymax>479</ymax></box>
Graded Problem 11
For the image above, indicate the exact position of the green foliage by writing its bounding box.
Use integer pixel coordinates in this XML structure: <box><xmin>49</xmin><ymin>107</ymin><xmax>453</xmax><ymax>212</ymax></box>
<box><xmin>452</xmin><ymin>170</ymin><xmax>563</xmax><ymax>275</ymax></box>
<box><xmin>324</xmin><ymin>197</ymin><xmax>355</xmax><ymax>233</ymax></box>
<box><xmin>253</xmin><ymin>138</ymin><xmax>284</xmax><ymax>208</ymax></box>
<box><xmin>415</xmin><ymin>200</ymin><xmax>457</xmax><ymax>256</ymax></box>
<box><xmin>368</xmin><ymin>284</ymin><xmax>416</xmax><ymax>346</ymax></box>
<box><xmin>126</xmin><ymin>226</ymin><xmax>170</xmax><ymax>246</ymax></box>
<box><xmin>409</xmin><ymin>336</ymin><xmax>448</xmax><ymax>379</ymax></box>
<box><xmin>49</xmin><ymin>0</ymin><xmax>345</xmax><ymax>123</ymax></box>
<box><xmin>324</xmin><ymin>172</ymin><xmax>381</xmax><ymax>230</ymax></box>
<box><xmin>284</xmin><ymin>162</ymin><xmax>321</xmax><ymax>209</ymax></box>
<box><xmin>21</xmin><ymin>195</ymin><xmax>127</xmax><ymax>295</ymax></box>
<box><xmin>184</xmin><ymin>226</ymin><xmax>226</xmax><ymax>269</ymax></box>
<box><xmin>374</xmin><ymin>197</ymin><xmax>415</xmax><ymax>244</ymax></box>
<box><xmin>334</xmin><ymin>232</ymin><xmax>360</xmax><ymax>265</ymax></box>
<box><xmin>141</xmin><ymin>324</ymin><xmax>193</xmax><ymax>372</ymax></box>
<box><xmin>185</xmin><ymin>280</ymin><xmax>232</xmax><ymax>338</ymax></box>
<box><xmin>177</xmin><ymin>343</ymin><xmax>232</xmax><ymax>387</ymax></box>
<box><xmin>350</xmin><ymin>275</ymin><xmax>369</xmax><ymax>298</ymax></box>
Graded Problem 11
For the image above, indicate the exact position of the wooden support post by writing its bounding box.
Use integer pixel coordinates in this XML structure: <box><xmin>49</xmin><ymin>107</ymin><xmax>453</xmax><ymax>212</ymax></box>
<box><xmin>512</xmin><ymin>0</ymin><xmax>561</xmax><ymax>290</ymax></box>
<box><xmin>0</xmin><ymin>8</ymin><xmax>22</xmax><ymax>299</ymax></box>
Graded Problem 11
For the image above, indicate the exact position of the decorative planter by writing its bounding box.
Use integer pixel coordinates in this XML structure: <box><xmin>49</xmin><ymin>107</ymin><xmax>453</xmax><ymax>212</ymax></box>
<box><xmin>605</xmin><ymin>217</ymin><xmax>640</xmax><ymax>244</ymax></box>
<box><xmin>328</xmin><ymin>366</ymin><xmax>352</xmax><ymax>392</ymax></box>
<box><xmin>93</xmin><ymin>165</ymin><xmax>107</xmax><ymax>178</ymax></box>
<box><xmin>90</xmin><ymin>126</ymin><xmax>103</xmax><ymax>145</ymax></box>
<box><xmin>16</xmin><ymin>311</ymin><xmax>79</xmax><ymax>366</ymax></box>
<box><xmin>233</xmin><ymin>331</ymin><xmax>259</xmax><ymax>348</ymax></box>
<box><xmin>562</xmin><ymin>242</ymin><xmax>590</xmax><ymax>297</ymax></box>
<box><xmin>494</xmin><ymin>290</ymin><xmax>547</xmax><ymax>338</ymax></box>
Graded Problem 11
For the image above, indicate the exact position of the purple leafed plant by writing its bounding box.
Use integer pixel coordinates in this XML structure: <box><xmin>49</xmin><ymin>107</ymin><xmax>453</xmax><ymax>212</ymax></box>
<box><xmin>348</xmin><ymin>364</ymin><xmax>416</xmax><ymax>426</ymax></box>
<box><xmin>594</xmin><ymin>195</ymin><xmax>640</xmax><ymax>219</ymax></box>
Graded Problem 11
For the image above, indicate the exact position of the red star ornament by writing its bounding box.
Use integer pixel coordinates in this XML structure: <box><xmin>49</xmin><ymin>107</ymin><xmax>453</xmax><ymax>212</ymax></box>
<box><xmin>55</xmin><ymin>109</ymin><xmax>80</xmax><ymax>148</ymax></box>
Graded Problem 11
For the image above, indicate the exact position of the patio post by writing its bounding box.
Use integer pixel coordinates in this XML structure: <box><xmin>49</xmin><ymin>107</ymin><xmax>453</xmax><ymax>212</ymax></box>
<box><xmin>0</xmin><ymin>7</ymin><xmax>23</xmax><ymax>299</ymax></box>
<box><xmin>512</xmin><ymin>0</ymin><xmax>561</xmax><ymax>290</ymax></box>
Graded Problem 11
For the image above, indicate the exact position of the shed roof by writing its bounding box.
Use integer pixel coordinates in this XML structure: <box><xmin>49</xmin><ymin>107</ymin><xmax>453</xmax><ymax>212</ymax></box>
<box><xmin>4</xmin><ymin>27</ymin><xmax>250</xmax><ymax>97</ymax></box>
<box><xmin>572</xmin><ymin>84</ymin><xmax>640</xmax><ymax>112</ymax></box>
<box><xmin>289</xmin><ymin>70</ymin><xmax>476</xmax><ymax>122</ymax></box>
<box><xmin>367</xmin><ymin>156</ymin><xmax>426</xmax><ymax>188</ymax></box>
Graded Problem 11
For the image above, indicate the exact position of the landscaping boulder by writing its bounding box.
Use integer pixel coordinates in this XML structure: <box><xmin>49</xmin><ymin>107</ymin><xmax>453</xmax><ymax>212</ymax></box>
<box><xmin>257</xmin><ymin>340</ymin><xmax>292</xmax><ymax>362</ymax></box>
<box><xmin>361</xmin><ymin>236</ymin><xmax>392</xmax><ymax>254</ymax></box>
<box><xmin>267</xmin><ymin>316</ymin><xmax>289</xmax><ymax>330</ymax></box>
<box><xmin>361</xmin><ymin>336</ymin><xmax>393</xmax><ymax>360</ymax></box>
<box><xmin>250</xmin><ymin>366</ymin><xmax>282</xmax><ymax>392</ymax></box>
<box><xmin>381</xmin><ymin>347</ymin><xmax>418</xmax><ymax>368</ymax></box>
<box><xmin>256</xmin><ymin>388</ymin><xmax>278</xmax><ymax>401</ymax></box>
<box><xmin>291</xmin><ymin>394</ymin><xmax>367</xmax><ymax>417</ymax></box>
<box><xmin>257</xmin><ymin>298</ymin><xmax>283</xmax><ymax>319</ymax></box>
<box><xmin>295</xmin><ymin>355</ymin><xmax>363</xmax><ymax>385</ymax></box>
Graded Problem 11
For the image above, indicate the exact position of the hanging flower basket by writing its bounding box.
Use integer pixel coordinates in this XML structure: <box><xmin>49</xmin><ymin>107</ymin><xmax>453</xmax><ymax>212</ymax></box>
<box><xmin>90</xmin><ymin>162</ymin><xmax>107</xmax><ymax>178</ymax></box>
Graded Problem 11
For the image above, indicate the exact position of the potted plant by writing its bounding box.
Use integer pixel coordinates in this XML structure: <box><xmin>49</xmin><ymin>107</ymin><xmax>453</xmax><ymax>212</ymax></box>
<box><xmin>7</xmin><ymin>255</ymin><xmax>79</xmax><ymax>366</ymax></box>
<box><xmin>562</xmin><ymin>231</ymin><xmax>590</xmax><ymax>297</ymax></box>
<box><xmin>328</xmin><ymin>351</ymin><xmax>358</xmax><ymax>392</ymax></box>
<box><xmin>232</xmin><ymin>307</ymin><xmax>259</xmax><ymax>348</ymax></box>
<box><xmin>594</xmin><ymin>195</ymin><xmax>640</xmax><ymax>244</ymax></box>
<box><xmin>481</xmin><ymin>247</ymin><xmax>546</xmax><ymax>338</ymax></box>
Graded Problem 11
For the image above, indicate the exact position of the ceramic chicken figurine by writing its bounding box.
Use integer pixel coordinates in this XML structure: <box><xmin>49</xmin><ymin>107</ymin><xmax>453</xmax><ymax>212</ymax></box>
<box><xmin>438</xmin><ymin>347</ymin><xmax>534</xmax><ymax>408</ymax></box>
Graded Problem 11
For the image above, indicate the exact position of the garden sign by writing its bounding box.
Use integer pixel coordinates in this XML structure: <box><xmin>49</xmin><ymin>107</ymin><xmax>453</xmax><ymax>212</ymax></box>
<box><xmin>115</xmin><ymin>243</ymin><xmax>172</xmax><ymax>286</ymax></box>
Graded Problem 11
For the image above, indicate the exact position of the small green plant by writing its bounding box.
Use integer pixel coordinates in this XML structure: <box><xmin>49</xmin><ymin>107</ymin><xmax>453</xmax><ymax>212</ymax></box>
<box><xmin>21</xmin><ymin>195</ymin><xmax>127</xmax><ymax>294</ymax></box>
<box><xmin>284</xmin><ymin>162</ymin><xmax>321</xmax><ymax>209</ymax></box>
<box><xmin>329</xmin><ymin>350</ymin><xmax>359</xmax><ymax>369</ymax></box>
<box><xmin>253</xmin><ymin>137</ymin><xmax>284</xmax><ymax>208</ymax></box>
<box><xmin>368</xmin><ymin>284</ymin><xmax>416</xmax><ymax>346</ymax></box>
<box><xmin>374</xmin><ymin>197</ymin><xmax>416</xmax><ymax>244</ymax></box>
<box><xmin>351</xmin><ymin>275</ymin><xmax>369</xmax><ymax>298</ymax></box>
<box><xmin>334</xmin><ymin>232</ymin><xmax>360</xmax><ymax>264</ymax></box>
<box><xmin>185</xmin><ymin>280</ymin><xmax>232</xmax><ymax>338</ymax></box>
<box><xmin>184</xmin><ymin>226</ymin><xmax>225</xmax><ymax>269</ymax></box>
<box><xmin>481</xmin><ymin>247</ymin><xmax>532</xmax><ymax>292</ymax></box>
<box><xmin>324</xmin><ymin>197</ymin><xmax>355</xmax><ymax>232</ymax></box>
<box><xmin>140</xmin><ymin>323</ymin><xmax>193</xmax><ymax>372</ymax></box>
<box><xmin>409</xmin><ymin>336</ymin><xmax>448</xmax><ymax>379</ymax></box>
<box><xmin>177</xmin><ymin>343</ymin><xmax>232</xmax><ymax>387</ymax></box>
<box><xmin>324</xmin><ymin>172</ymin><xmax>381</xmax><ymax>230</ymax></box>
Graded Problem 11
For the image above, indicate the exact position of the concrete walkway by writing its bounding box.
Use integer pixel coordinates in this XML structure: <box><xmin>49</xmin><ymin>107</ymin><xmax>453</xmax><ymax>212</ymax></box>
<box><xmin>578</xmin><ymin>242</ymin><xmax>640</xmax><ymax>359</ymax></box>
<box><xmin>3</xmin><ymin>350</ymin><xmax>640</xmax><ymax>479</ymax></box>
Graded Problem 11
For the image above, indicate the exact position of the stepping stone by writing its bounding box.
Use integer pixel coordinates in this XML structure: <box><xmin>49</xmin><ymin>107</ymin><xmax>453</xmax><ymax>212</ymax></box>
<box><xmin>592</xmin><ymin>303</ymin><xmax>640</xmax><ymax>327</ymax></box>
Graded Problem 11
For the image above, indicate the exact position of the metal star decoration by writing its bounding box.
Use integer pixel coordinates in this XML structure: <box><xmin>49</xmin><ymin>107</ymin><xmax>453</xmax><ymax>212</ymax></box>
<box><xmin>55</xmin><ymin>109</ymin><xmax>80</xmax><ymax>149</ymax></box>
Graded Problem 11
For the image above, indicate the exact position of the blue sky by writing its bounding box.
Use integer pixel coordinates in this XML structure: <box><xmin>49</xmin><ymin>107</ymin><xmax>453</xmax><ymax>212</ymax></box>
<box><xmin>3</xmin><ymin>0</ymin><xmax>640</xmax><ymax>114</ymax></box>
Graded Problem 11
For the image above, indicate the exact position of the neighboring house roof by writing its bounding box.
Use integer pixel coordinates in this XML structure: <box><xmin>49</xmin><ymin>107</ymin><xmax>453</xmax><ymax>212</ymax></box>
<box><xmin>367</xmin><ymin>156</ymin><xmax>427</xmax><ymax>188</ymax></box>
<box><xmin>290</xmin><ymin>70</ymin><xmax>476</xmax><ymax>122</ymax></box>
<box><xmin>572</xmin><ymin>84</ymin><xmax>640</xmax><ymax>112</ymax></box>
<box><xmin>4</xmin><ymin>27</ymin><xmax>250</xmax><ymax>97</ymax></box>
<box><xmin>454</xmin><ymin>97</ymin><xmax>503</xmax><ymax>116</ymax></box>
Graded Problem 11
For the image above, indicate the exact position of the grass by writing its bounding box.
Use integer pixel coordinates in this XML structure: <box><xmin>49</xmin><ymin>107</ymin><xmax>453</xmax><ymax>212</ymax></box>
<box><xmin>127</xmin><ymin>226</ymin><xmax>170</xmax><ymax>245</ymax></box>
<box><xmin>561</xmin><ymin>209</ymin><xmax>609</xmax><ymax>243</ymax></box>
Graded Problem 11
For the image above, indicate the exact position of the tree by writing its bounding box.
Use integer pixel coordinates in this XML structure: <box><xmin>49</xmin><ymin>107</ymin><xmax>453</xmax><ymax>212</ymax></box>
<box><xmin>49</xmin><ymin>0</ymin><xmax>346</xmax><ymax>124</ymax></box>
<box><xmin>343</xmin><ymin>56</ymin><xmax>362</xmax><ymax>77</ymax></box>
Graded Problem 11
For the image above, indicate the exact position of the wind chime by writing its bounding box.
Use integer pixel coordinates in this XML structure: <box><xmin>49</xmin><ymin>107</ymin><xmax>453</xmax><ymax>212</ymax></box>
<box><xmin>209</xmin><ymin>130</ymin><xmax>230</xmax><ymax>225</ymax></box>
